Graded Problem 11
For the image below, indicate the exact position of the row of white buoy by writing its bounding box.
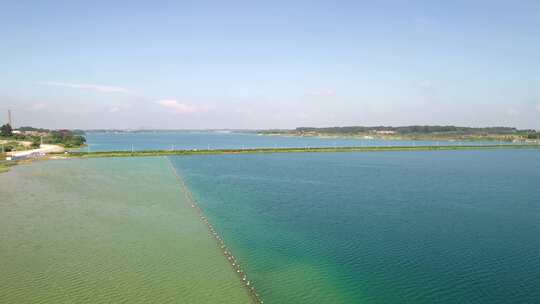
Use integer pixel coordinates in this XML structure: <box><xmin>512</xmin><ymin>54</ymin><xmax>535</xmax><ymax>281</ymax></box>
<box><xmin>166</xmin><ymin>158</ymin><xmax>263</xmax><ymax>304</ymax></box>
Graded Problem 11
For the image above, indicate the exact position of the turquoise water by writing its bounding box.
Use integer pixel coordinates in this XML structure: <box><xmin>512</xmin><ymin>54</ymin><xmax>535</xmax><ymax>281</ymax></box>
<box><xmin>84</xmin><ymin>131</ymin><xmax>494</xmax><ymax>152</ymax></box>
<box><xmin>170</xmin><ymin>150</ymin><xmax>540</xmax><ymax>303</ymax></box>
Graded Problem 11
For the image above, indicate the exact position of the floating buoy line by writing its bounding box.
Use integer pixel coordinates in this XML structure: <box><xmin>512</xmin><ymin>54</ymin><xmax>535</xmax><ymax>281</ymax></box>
<box><xmin>166</xmin><ymin>157</ymin><xmax>264</xmax><ymax>304</ymax></box>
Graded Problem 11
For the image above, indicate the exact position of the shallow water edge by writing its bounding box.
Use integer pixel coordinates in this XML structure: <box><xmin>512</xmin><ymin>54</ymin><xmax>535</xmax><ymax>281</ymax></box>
<box><xmin>166</xmin><ymin>156</ymin><xmax>263</xmax><ymax>304</ymax></box>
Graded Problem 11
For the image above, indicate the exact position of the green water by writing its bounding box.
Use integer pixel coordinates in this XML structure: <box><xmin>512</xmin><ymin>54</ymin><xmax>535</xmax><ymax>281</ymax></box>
<box><xmin>0</xmin><ymin>158</ymin><xmax>251</xmax><ymax>303</ymax></box>
<box><xmin>4</xmin><ymin>150</ymin><xmax>540</xmax><ymax>303</ymax></box>
<box><xmin>170</xmin><ymin>150</ymin><xmax>540</xmax><ymax>303</ymax></box>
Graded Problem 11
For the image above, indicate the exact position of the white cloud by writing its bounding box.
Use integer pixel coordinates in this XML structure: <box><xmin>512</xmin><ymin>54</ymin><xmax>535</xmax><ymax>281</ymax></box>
<box><xmin>536</xmin><ymin>104</ymin><xmax>540</xmax><ymax>113</ymax></box>
<box><xmin>155</xmin><ymin>99</ymin><xmax>213</xmax><ymax>114</ymax></box>
<box><xmin>235</xmin><ymin>106</ymin><xmax>255</xmax><ymax>115</ymax></box>
<box><xmin>418</xmin><ymin>80</ymin><xmax>434</xmax><ymax>89</ymax></box>
<box><xmin>27</xmin><ymin>103</ymin><xmax>47</xmax><ymax>111</ymax></box>
<box><xmin>306</xmin><ymin>89</ymin><xmax>336</xmax><ymax>97</ymax></box>
<box><xmin>108</xmin><ymin>106</ymin><xmax>121</xmax><ymax>113</ymax></box>
<box><xmin>506</xmin><ymin>107</ymin><xmax>520</xmax><ymax>116</ymax></box>
<box><xmin>39</xmin><ymin>81</ymin><xmax>133</xmax><ymax>94</ymax></box>
<box><xmin>296</xmin><ymin>112</ymin><xmax>310</xmax><ymax>119</ymax></box>
<box><xmin>107</xmin><ymin>104</ymin><xmax>132</xmax><ymax>113</ymax></box>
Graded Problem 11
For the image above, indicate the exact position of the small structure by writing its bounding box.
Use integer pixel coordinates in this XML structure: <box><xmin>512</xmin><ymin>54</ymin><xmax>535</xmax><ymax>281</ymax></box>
<box><xmin>20</xmin><ymin>130</ymin><xmax>48</xmax><ymax>136</ymax></box>
<box><xmin>7</xmin><ymin>149</ymin><xmax>48</xmax><ymax>161</ymax></box>
<box><xmin>374</xmin><ymin>130</ymin><xmax>396</xmax><ymax>135</ymax></box>
<box><xmin>8</xmin><ymin>109</ymin><xmax>13</xmax><ymax>127</ymax></box>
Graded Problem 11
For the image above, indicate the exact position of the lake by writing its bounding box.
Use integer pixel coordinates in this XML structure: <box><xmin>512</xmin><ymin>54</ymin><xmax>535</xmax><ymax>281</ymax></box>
<box><xmin>3</xmin><ymin>144</ymin><xmax>539</xmax><ymax>303</ymax></box>
<box><xmin>84</xmin><ymin>131</ymin><xmax>498</xmax><ymax>152</ymax></box>
<box><xmin>170</xmin><ymin>149</ymin><xmax>540</xmax><ymax>303</ymax></box>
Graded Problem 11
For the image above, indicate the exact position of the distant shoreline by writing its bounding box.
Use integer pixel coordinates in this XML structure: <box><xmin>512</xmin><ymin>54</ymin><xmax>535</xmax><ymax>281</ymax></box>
<box><xmin>255</xmin><ymin>131</ymin><xmax>539</xmax><ymax>143</ymax></box>
<box><xmin>81</xmin><ymin>128</ymin><xmax>540</xmax><ymax>143</ymax></box>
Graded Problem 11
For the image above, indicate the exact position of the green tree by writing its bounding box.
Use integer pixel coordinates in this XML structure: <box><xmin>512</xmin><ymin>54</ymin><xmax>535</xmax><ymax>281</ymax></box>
<box><xmin>527</xmin><ymin>132</ymin><xmax>540</xmax><ymax>139</ymax></box>
<box><xmin>1</xmin><ymin>124</ymin><xmax>13</xmax><ymax>137</ymax></box>
<box><xmin>43</xmin><ymin>130</ymin><xmax>86</xmax><ymax>147</ymax></box>
<box><xmin>31</xmin><ymin>137</ymin><xmax>41</xmax><ymax>148</ymax></box>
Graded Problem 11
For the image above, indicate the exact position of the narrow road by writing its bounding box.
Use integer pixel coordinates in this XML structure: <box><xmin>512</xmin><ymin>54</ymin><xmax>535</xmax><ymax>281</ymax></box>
<box><xmin>6</xmin><ymin>144</ymin><xmax>64</xmax><ymax>159</ymax></box>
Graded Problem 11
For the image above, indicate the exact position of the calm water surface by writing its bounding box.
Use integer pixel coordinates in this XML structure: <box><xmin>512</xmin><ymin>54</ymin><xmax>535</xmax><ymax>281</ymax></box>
<box><xmin>0</xmin><ymin>158</ymin><xmax>251</xmax><ymax>304</ymax></box>
<box><xmin>85</xmin><ymin>131</ymin><xmax>492</xmax><ymax>152</ymax></box>
<box><xmin>170</xmin><ymin>149</ymin><xmax>540</xmax><ymax>303</ymax></box>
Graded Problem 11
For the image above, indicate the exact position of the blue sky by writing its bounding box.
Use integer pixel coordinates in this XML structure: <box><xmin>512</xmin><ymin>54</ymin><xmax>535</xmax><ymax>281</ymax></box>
<box><xmin>1</xmin><ymin>1</ymin><xmax>539</xmax><ymax>129</ymax></box>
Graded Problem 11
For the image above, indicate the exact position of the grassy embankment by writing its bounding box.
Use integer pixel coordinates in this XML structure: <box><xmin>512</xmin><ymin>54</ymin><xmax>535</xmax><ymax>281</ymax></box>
<box><xmin>61</xmin><ymin>143</ymin><xmax>540</xmax><ymax>159</ymax></box>
<box><xmin>0</xmin><ymin>163</ymin><xmax>8</xmax><ymax>173</ymax></box>
<box><xmin>0</xmin><ymin>153</ymin><xmax>16</xmax><ymax>173</ymax></box>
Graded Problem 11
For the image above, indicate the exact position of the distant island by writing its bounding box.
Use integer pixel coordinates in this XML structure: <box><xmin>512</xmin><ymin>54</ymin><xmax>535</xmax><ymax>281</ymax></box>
<box><xmin>255</xmin><ymin>126</ymin><xmax>540</xmax><ymax>142</ymax></box>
